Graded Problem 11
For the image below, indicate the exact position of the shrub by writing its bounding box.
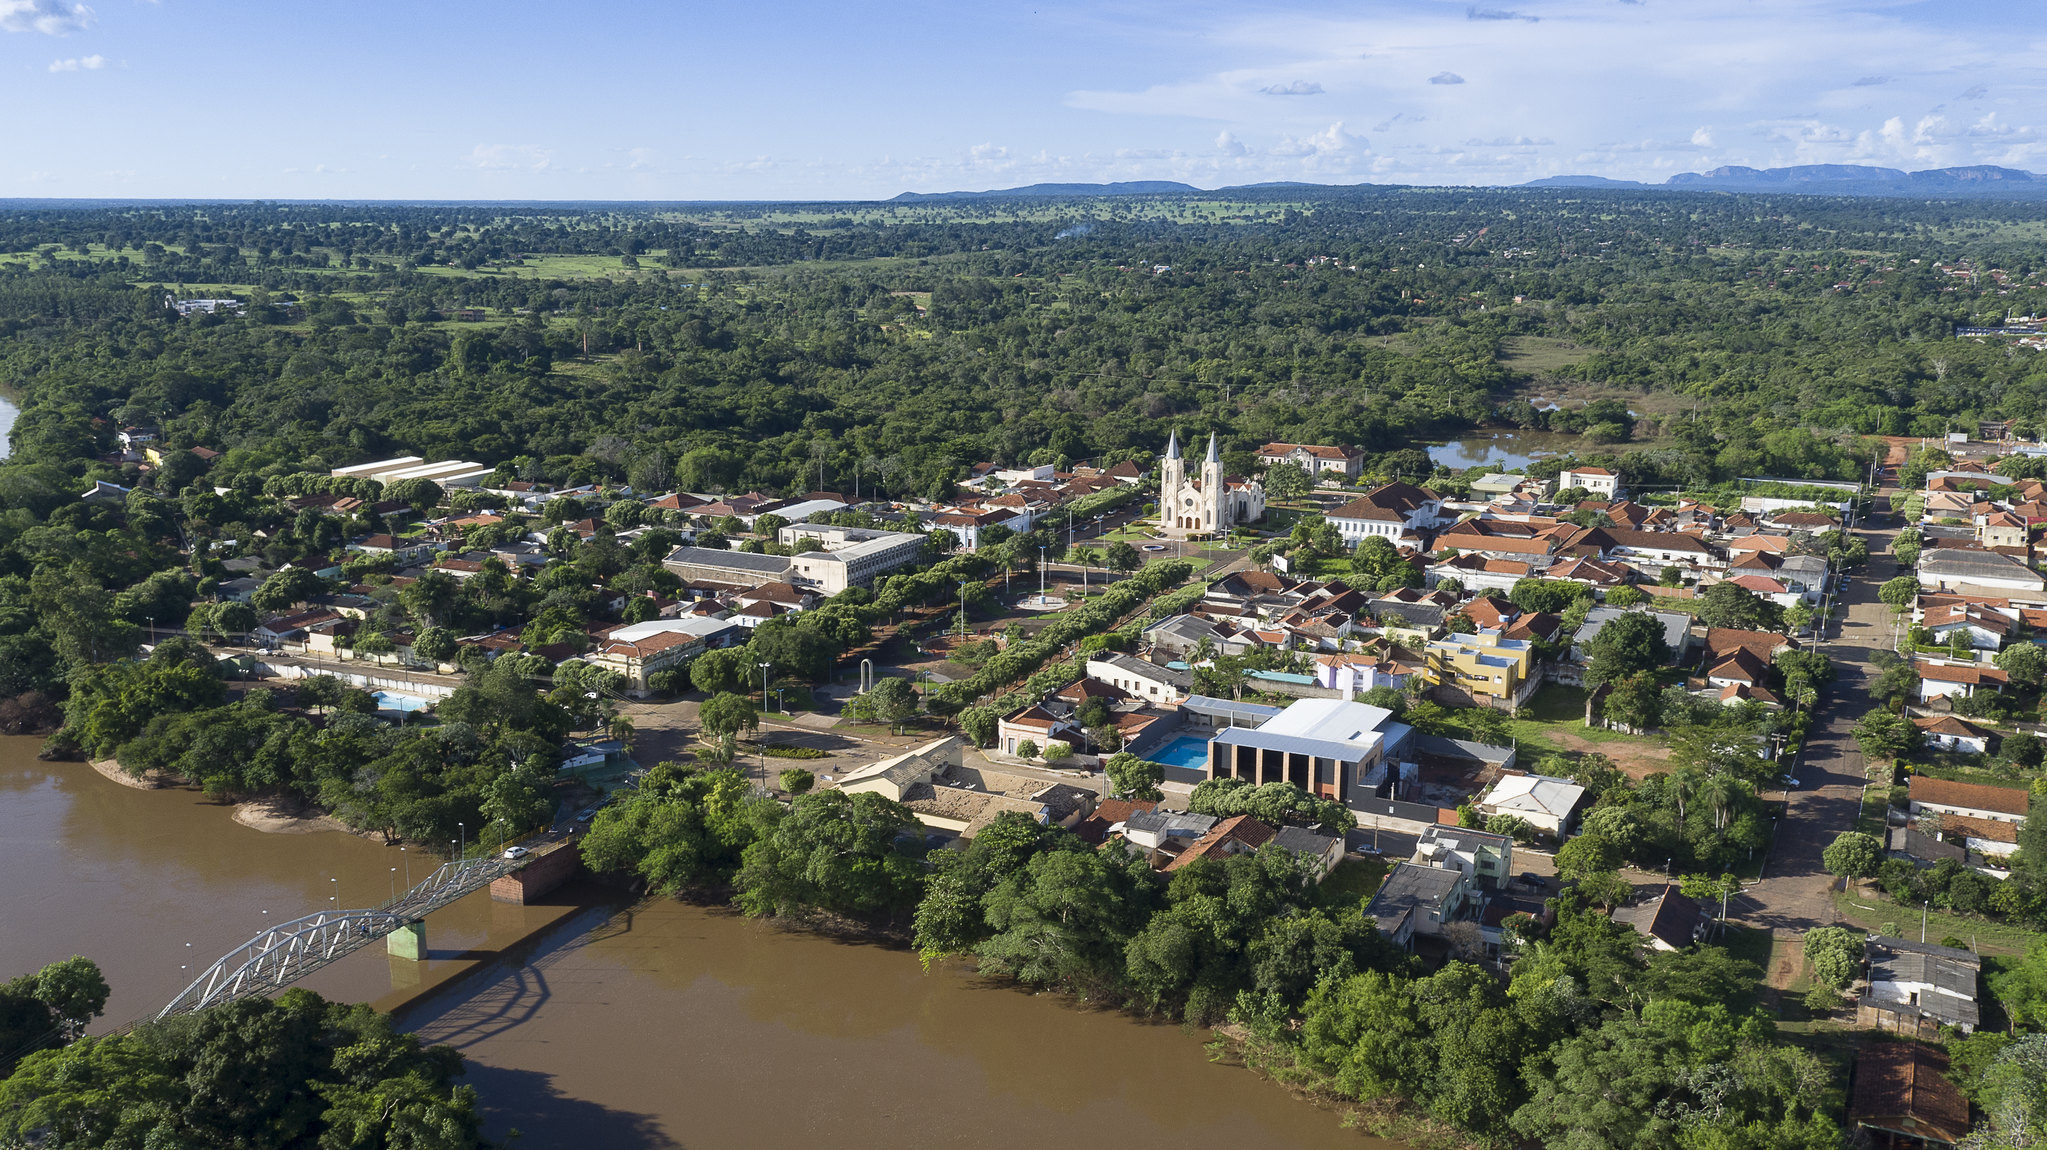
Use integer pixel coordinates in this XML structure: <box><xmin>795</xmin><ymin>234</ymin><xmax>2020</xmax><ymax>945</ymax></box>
<box><xmin>779</xmin><ymin>768</ymin><xmax>815</xmax><ymax>795</ymax></box>
<box><xmin>1016</xmin><ymin>738</ymin><xmax>1039</xmax><ymax>760</ymax></box>
<box><xmin>1042</xmin><ymin>740</ymin><xmax>1072</xmax><ymax>761</ymax></box>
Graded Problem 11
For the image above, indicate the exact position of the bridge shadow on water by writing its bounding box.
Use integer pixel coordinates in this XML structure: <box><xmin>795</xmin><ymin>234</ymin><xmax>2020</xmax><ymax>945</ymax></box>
<box><xmin>398</xmin><ymin>892</ymin><xmax>678</xmax><ymax>1148</ymax></box>
<box><xmin>455</xmin><ymin>1064</ymin><xmax>681</xmax><ymax>1150</ymax></box>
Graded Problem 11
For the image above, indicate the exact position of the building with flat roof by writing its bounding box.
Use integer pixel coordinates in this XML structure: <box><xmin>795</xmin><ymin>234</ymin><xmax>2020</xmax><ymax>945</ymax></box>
<box><xmin>661</xmin><ymin>546</ymin><xmax>795</xmax><ymax>588</ymax></box>
<box><xmin>1364</xmin><ymin>862</ymin><xmax>1473</xmax><ymax>948</ymax></box>
<box><xmin>777</xmin><ymin>524</ymin><xmax>927</xmax><ymax>594</ymax></box>
<box><xmin>1206</xmin><ymin>697</ymin><xmax>1414</xmax><ymax>805</ymax></box>
<box><xmin>1857</xmin><ymin>936</ymin><xmax>1982</xmax><ymax>1037</ymax></box>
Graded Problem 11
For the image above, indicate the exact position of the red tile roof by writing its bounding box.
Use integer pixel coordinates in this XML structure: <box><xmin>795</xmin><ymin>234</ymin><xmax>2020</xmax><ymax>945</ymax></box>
<box><xmin>1909</xmin><ymin>774</ymin><xmax>2029</xmax><ymax>816</ymax></box>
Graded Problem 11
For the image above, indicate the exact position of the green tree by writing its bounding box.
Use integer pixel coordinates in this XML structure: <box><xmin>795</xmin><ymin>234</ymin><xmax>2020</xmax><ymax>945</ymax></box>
<box><xmin>1801</xmin><ymin>926</ymin><xmax>1862</xmax><ymax>990</ymax></box>
<box><xmin>958</xmin><ymin>705</ymin><xmax>997</xmax><ymax>748</ymax></box>
<box><xmin>1553</xmin><ymin>833</ymin><xmax>1621</xmax><ymax>882</ymax></box>
<box><xmin>1584</xmin><ymin>611</ymin><xmax>1672</xmax><ymax>686</ymax></box>
<box><xmin>1878</xmin><ymin>575</ymin><xmax>1919</xmax><ymax>610</ymax></box>
<box><xmin>849</xmin><ymin>676</ymin><xmax>918</xmax><ymax>732</ymax></box>
<box><xmin>734</xmin><ymin>789</ymin><xmax>926</xmax><ymax>920</ymax></box>
<box><xmin>1852</xmin><ymin>707</ymin><xmax>1920</xmax><ymax>761</ymax></box>
<box><xmin>1263</xmin><ymin>462</ymin><xmax>1310</xmax><ymax>500</ymax></box>
<box><xmin>1104</xmin><ymin>541</ymin><xmax>1141</xmax><ymax>575</ymax></box>
<box><xmin>1821</xmin><ymin>831</ymin><xmax>1883</xmax><ymax>881</ymax></box>
<box><xmin>1995</xmin><ymin>642</ymin><xmax>2047</xmax><ymax>690</ymax></box>
<box><xmin>1695</xmin><ymin>580</ymin><xmax>1781</xmax><ymax>631</ymax></box>
<box><xmin>698</xmin><ymin>692</ymin><xmax>760</xmax><ymax>740</ymax></box>
<box><xmin>249</xmin><ymin>566</ymin><xmax>326</xmax><ymax>613</ymax></box>
<box><xmin>779</xmin><ymin>768</ymin><xmax>815</xmax><ymax>795</ymax></box>
<box><xmin>1103</xmin><ymin>751</ymin><xmax>1165</xmax><ymax>801</ymax></box>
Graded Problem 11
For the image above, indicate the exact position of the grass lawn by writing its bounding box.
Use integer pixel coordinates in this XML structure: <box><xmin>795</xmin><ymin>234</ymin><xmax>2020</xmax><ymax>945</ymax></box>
<box><xmin>1856</xmin><ymin>788</ymin><xmax>1893</xmax><ymax>837</ymax></box>
<box><xmin>1833</xmin><ymin>889</ymin><xmax>2044</xmax><ymax>957</ymax></box>
<box><xmin>1719</xmin><ymin>922</ymin><xmax>1775</xmax><ymax>974</ymax></box>
<box><xmin>1315</xmin><ymin>856</ymin><xmax>1389</xmax><ymax>909</ymax></box>
<box><xmin>1502</xmin><ymin>684</ymin><xmax>1670</xmax><ymax>757</ymax></box>
<box><xmin>1499</xmin><ymin>335</ymin><xmax>1595</xmax><ymax>374</ymax></box>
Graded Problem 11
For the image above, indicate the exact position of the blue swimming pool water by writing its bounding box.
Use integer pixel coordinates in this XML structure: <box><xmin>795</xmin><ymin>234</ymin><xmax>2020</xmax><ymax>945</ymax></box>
<box><xmin>373</xmin><ymin>691</ymin><xmax>431</xmax><ymax>713</ymax></box>
<box><xmin>1149</xmin><ymin>735</ymin><xmax>1211</xmax><ymax>771</ymax></box>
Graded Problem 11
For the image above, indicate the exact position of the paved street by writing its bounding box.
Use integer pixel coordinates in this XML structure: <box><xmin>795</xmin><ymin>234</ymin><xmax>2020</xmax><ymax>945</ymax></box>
<box><xmin>1731</xmin><ymin>509</ymin><xmax>1901</xmax><ymax>938</ymax></box>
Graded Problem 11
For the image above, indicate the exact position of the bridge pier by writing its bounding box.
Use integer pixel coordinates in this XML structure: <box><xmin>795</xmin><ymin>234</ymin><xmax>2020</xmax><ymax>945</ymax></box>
<box><xmin>386</xmin><ymin>921</ymin><xmax>426</xmax><ymax>961</ymax></box>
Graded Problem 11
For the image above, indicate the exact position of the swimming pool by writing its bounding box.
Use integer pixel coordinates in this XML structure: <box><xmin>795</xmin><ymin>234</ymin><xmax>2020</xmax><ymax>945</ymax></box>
<box><xmin>373</xmin><ymin>691</ymin><xmax>432</xmax><ymax>714</ymax></box>
<box><xmin>1148</xmin><ymin>735</ymin><xmax>1212</xmax><ymax>772</ymax></box>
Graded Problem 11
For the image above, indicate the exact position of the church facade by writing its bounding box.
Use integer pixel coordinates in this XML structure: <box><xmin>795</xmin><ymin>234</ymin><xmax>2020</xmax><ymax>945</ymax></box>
<box><xmin>1158</xmin><ymin>431</ymin><xmax>1266</xmax><ymax>537</ymax></box>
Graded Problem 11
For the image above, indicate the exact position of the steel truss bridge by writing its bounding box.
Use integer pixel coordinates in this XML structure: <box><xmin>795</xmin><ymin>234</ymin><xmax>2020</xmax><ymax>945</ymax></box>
<box><xmin>157</xmin><ymin>854</ymin><xmax>525</xmax><ymax>1020</ymax></box>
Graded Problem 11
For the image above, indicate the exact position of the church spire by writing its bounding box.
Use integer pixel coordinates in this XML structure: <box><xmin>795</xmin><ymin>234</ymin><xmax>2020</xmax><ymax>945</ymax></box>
<box><xmin>1205</xmin><ymin>431</ymin><xmax>1220</xmax><ymax>465</ymax></box>
<box><xmin>1165</xmin><ymin>428</ymin><xmax>1181</xmax><ymax>460</ymax></box>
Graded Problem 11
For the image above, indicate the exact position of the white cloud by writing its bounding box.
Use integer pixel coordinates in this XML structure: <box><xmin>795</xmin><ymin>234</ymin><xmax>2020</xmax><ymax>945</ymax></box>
<box><xmin>1429</xmin><ymin>72</ymin><xmax>1466</xmax><ymax>85</ymax></box>
<box><xmin>1215</xmin><ymin>130</ymin><xmax>1247</xmax><ymax>156</ymax></box>
<box><xmin>1</xmin><ymin>0</ymin><xmax>92</xmax><ymax>35</ymax></box>
<box><xmin>1690</xmin><ymin>126</ymin><xmax>1713</xmax><ymax>146</ymax></box>
<box><xmin>1259</xmin><ymin>81</ymin><xmax>1323</xmax><ymax>96</ymax></box>
<box><xmin>465</xmin><ymin>144</ymin><xmax>552</xmax><ymax>171</ymax></box>
<box><xmin>46</xmin><ymin>52</ymin><xmax>101</xmax><ymax>71</ymax></box>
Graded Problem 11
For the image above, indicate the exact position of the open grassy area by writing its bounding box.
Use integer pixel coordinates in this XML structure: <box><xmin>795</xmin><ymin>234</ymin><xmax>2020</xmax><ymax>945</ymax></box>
<box><xmin>1499</xmin><ymin>335</ymin><xmax>1595</xmax><ymax>374</ymax></box>
<box><xmin>1500</xmin><ymin>685</ymin><xmax>1675</xmax><ymax>773</ymax></box>
<box><xmin>1833</xmin><ymin>888</ymin><xmax>2044</xmax><ymax>957</ymax></box>
<box><xmin>1315</xmin><ymin>856</ymin><xmax>1389</xmax><ymax>909</ymax></box>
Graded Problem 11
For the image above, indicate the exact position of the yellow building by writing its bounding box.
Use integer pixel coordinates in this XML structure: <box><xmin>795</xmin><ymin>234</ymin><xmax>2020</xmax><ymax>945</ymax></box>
<box><xmin>1423</xmin><ymin>632</ymin><xmax>1538</xmax><ymax>709</ymax></box>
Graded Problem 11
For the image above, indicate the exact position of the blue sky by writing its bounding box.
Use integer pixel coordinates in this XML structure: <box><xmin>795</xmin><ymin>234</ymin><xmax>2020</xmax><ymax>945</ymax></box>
<box><xmin>3</xmin><ymin>0</ymin><xmax>2041</xmax><ymax>199</ymax></box>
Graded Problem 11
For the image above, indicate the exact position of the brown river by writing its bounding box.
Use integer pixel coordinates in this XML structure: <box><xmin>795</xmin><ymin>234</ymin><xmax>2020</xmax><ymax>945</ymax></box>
<box><xmin>0</xmin><ymin>739</ymin><xmax>1399</xmax><ymax>1149</ymax></box>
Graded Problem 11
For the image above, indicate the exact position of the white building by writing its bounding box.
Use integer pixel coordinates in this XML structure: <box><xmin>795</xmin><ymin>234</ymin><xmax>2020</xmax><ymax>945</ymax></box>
<box><xmin>1474</xmin><ymin>770</ymin><xmax>1586</xmax><ymax>838</ymax></box>
<box><xmin>778</xmin><ymin>524</ymin><xmax>928</xmax><ymax>594</ymax></box>
<box><xmin>1325</xmin><ymin>482</ymin><xmax>1450</xmax><ymax>544</ymax></box>
<box><xmin>1085</xmin><ymin>653</ymin><xmax>1193</xmax><ymax>705</ymax></box>
<box><xmin>1558</xmin><ymin>466</ymin><xmax>1619</xmax><ymax>497</ymax></box>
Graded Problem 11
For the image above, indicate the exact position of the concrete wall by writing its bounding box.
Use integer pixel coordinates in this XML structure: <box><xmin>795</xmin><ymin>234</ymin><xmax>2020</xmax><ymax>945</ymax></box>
<box><xmin>489</xmin><ymin>841</ymin><xmax>583</xmax><ymax>904</ymax></box>
<box><xmin>260</xmin><ymin>662</ymin><xmax>457</xmax><ymax>698</ymax></box>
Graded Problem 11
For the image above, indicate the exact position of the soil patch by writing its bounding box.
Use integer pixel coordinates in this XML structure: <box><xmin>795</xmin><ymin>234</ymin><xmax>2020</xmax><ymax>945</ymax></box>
<box><xmin>232</xmin><ymin>796</ymin><xmax>353</xmax><ymax>835</ymax></box>
<box><xmin>89</xmin><ymin>757</ymin><xmax>169</xmax><ymax>790</ymax></box>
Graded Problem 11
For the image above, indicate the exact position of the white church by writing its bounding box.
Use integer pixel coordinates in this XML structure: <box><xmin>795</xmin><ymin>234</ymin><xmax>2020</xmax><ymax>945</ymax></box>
<box><xmin>1158</xmin><ymin>430</ymin><xmax>1266</xmax><ymax>538</ymax></box>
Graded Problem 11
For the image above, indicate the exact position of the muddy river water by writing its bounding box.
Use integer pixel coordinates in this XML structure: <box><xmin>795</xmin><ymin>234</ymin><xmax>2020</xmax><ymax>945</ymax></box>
<box><xmin>0</xmin><ymin>740</ymin><xmax>1398</xmax><ymax>1149</ymax></box>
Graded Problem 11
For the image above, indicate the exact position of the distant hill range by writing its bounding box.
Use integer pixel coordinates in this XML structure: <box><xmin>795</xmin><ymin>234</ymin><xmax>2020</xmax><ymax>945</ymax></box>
<box><xmin>1523</xmin><ymin>164</ymin><xmax>2046</xmax><ymax>198</ymax></box>
<box><xmin>891</xmin><ymin>181</ymin><xmax>1202</xmax><ymax>201</ymax></box>
<box><xmin>893</xmin><ymin>164</ymin><xmax>2047</xmax><ymax>202</ymax></box>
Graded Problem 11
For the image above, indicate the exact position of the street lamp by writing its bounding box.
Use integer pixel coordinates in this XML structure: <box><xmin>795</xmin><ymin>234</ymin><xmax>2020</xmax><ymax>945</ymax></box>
<box><xmin>1039</xmin><ymin>545</ymin><xmax>1046</xmax><ymax>601</ymax></box>
<box><xmin>759</xmin><ymin>661</ymin><xmax>772</xmax><ymax>709</ymax></box>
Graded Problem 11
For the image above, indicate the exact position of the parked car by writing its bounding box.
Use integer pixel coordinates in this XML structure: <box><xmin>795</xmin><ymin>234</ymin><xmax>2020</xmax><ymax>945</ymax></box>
<box><xmin>503</xmin><ymin>845</ymin><xmax>530</xmax><ymax>859</ymax></box>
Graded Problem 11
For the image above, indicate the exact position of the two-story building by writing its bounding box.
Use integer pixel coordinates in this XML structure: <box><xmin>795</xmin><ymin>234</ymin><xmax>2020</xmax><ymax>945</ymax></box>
<box><xmin>1421</xmin><ymin>632</ymin><xmax>1538</xmax><ymax>710</ymax></box>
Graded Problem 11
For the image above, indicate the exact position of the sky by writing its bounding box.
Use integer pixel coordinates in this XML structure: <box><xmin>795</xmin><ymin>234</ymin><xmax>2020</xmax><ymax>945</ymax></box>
<box><xmin>3</xmin><ymin>0</ymin><xmax>2043</xmax><ymax>200</ymax></box>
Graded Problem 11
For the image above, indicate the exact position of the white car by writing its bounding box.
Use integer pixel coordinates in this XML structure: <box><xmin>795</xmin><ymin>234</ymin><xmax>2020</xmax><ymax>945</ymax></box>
<box><xmin>503</xmin><ymin>845</ymin><xmax>530</xmax><ymax>859</ymax></box>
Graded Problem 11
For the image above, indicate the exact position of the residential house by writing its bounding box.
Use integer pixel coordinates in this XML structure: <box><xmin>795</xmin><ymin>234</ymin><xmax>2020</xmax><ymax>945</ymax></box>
<box><xmin>1411</xmin><ymin>824</ymin><xmax>1513</xmax><ymax>889</ymax></box>
<box><xmin>1921</xmin><ymin>601</ymin><xmax>2013</xmax><ymax>649</ymax></box>
<box><xmin>1914</xmin><ymin>659</ymin><xmax>2010</xmax><ymax>703</ymax></box>
<box><xmin>347</xmin><ymin>533</ymin><xmax>442</xmax><ymax>566</ymax></box>
<box><xmin>1162</xmin><ymin>814</ymin><xmax>1279</xmax><ymax>872</ymax></box>
<box><xmin>1074</xmin><ymin>797</ymin><xmax>1160</xmax><ymax>846</ymax></box>
<box><xmin>1908</xmin><ymin>775</ymin><xmax>2029</xmax><ymax>826</ymax></box>
<box><xmin>1857</xmin><ymin>936</ymin><xmax>1982</xmax><ymax>1037</ymax></box>
<box><xmin>1979</xmin><ymin>510</ymin><xmax>2031</xmax><ymax>550</ymax></box>
<box><xmin>1475</xmin><ymin>771</ymin><xmax>1586</xmax><ymax>838</ymax></box>
<box><xmin>1705</xmin><ymin>646</ymin><xmax>1774</xmax><ymax>691</ymax></box>
<box><xmin>1122</xmin><ymin>809</ymin><xmax>1219</xmax><ymax>865</ymax></box>
<box><xmin>1557</xmin><ymin>466</ymin><xmax>1619</xmax><ymax>497</ymax></box>
<box><xmin>1086</xmin><ymin>652</ymin><xmax>1193</xmax><ymax>705</ymax></box>
<box><xmin>1612</xmin><ymin>884</ymin><xmax>1710</xmax><ymax>952</ymax></box>
<box><xmin>1428</xmin><ymin>552</ymin><xmax>1532</xmax><ymax>594</ymax></box>
<box><xmin>1271</xmin><ymin>825</ymin><xmax>1347</xmax><ymax>878</ymax></box>
<box><xmin>1364</xmin><ymin>862</ymin><xmax>1476</xmax><ymax>948</ymax></box>
<box><xmin>1421</xmin><ymin>632</ymin><xmax>1539</xmax><ymax>710</ymax></box>
<box><xmin>1314</xmin><ymin>652</ymin><xmax>1413</xmax><ymax>698</ymax></box>
<box><xmin>1848</xmin><ymin>1043</ymin><xmax>1970</xmax><ymax>1149</ymax></box>
<box><xmin>996</xmin><ymin>705</ymin><xmax>1081</xmax><ymax>757</ymax></box>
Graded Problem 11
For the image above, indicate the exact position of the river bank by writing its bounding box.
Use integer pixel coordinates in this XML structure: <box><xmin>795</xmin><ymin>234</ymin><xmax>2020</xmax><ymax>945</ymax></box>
<box><xmin>4</xmin><ymin>742</ymin><xmax>1403</xmax><ymax>1148</ymax></box>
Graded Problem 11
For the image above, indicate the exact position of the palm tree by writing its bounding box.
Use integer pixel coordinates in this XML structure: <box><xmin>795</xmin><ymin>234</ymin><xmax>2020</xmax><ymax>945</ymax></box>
<box><xmin>1702</xmin><ymin>774</ymin><xmax>1745</xmax><ymax>830</ymax></box>
<box><xmin>608</xmin><ymin>714</ymin><xmax>636</xmax><ymax>756</ymax></box>
<box><xmin>1669</xmin><ymin>762</ymin><xmax>1706</xmax><ymax>822</ymax></box>
<box><xmin>1191</xmin><ymin>635</ymin><xmax>1218</xmax><ymax>667</ymax></box>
